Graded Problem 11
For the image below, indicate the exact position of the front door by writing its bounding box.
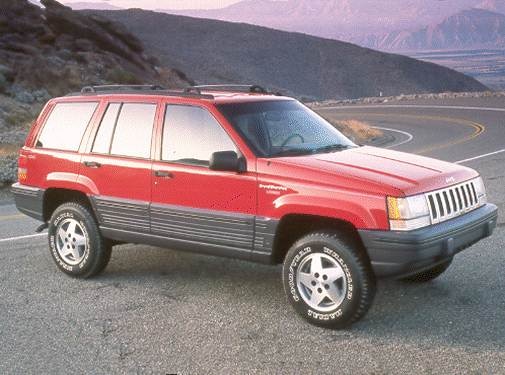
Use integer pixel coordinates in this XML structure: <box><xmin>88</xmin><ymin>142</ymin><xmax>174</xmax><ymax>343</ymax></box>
<box><xmin>151</xmin><ymin>103</ymin><xmax>257</xmax><ymax>255</ymax></box>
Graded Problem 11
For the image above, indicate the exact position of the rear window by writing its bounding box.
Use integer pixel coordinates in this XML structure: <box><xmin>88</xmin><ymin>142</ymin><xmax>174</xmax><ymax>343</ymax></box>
<box><xmin>37</xmin><ymin>102</ymin><xmax>98</xmax><ymax>151</ymax></box>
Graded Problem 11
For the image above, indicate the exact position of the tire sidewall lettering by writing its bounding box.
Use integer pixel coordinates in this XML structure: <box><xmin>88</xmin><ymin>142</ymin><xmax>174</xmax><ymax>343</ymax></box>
<box><xmin>288</xmin><ymin>246</ymin><xmax>312</xmax><ymax>302</ymax></box>
<box><xmin>323</xmin><ymin>246</ymin><xmax>353</xmax><ymax>300</ymax></box>
<box><xmin>288</xmin><ymin>243</ymin><xmax>354</xmax><ymax>321</ymax></box>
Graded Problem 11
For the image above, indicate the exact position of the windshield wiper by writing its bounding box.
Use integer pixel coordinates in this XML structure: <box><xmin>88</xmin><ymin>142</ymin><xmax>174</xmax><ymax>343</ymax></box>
<box><xmin>271</xmin><ymin>148</ymin><xmax>312</xmax><ymax>157</ymax></box>
<box><xmin>311</xmin><ymin>144</ymin><xmax>353</xmax><ymax>154</ymax></box>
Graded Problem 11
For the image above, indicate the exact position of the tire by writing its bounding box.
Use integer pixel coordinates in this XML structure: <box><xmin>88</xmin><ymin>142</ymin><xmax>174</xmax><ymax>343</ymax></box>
<box><xmin>282</xmin><ymin>230</ymin><xmax>376</xmax><ymax>329</ymax></box>
<box><xmin>401</xmin><ymin>258</ymin><xmax>453</xmax><ymax>283</ymax></box>
<box><xmin>48</xmin><ymin>202</ymin><xmax>112</xmax><ymax>278</ymax></box>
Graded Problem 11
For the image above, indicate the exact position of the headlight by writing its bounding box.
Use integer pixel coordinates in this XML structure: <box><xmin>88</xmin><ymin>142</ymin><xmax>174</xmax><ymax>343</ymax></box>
<box><xmin>474</xmin><ymin>176</ymin><xmax>487</xmax><ymax>205</ymax></box>
<box><xmin>387</xmin><ymin>194</ymin><xmax>431</xmax><ymax>231</ymax></box>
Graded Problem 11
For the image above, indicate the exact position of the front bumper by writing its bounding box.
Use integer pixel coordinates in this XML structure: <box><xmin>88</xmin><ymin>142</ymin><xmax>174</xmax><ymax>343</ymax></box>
<box><xmin>359</xmin><ymin>203</ymin><xmax>498</xmax><ymax>278</ymax></box>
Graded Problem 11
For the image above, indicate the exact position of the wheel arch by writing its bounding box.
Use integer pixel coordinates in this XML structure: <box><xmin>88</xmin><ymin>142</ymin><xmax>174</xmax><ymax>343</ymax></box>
<box><xmin>42</xmin><ymin>187</ymin><xmax>95</xmax><ymax>222</ymax></box>
<box><xmin>271</xmin><ymin>213</ymin><xmax>368</xmax><ymax>264</ymax></box>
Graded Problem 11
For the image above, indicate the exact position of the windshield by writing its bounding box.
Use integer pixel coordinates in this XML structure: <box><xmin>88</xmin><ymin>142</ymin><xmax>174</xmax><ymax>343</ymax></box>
<box><xmin>217</xmin><ymin>100</ymin><xmax>356</xmax><ymax>157</ymax></box>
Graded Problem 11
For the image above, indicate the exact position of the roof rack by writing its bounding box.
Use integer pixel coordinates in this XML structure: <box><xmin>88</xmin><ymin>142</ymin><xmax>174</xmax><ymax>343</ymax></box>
<box><xmin>185</xmin><ymin>84</ymin><xmax>270</xmax><ymax>94</ymax></box>
<box><xmin>70</xmin><ymin>84</ymin><xmax>215</xmax><ymax>99</ymax></box>
<box><xmin>80</xmin><ymin>84</ymin><xmax>166</xmax><ymax>93</ymax></box>
<box><xmin>72</xmin><ymin>83</ymin><xmax>281</xmax><ymax>99</ymax></box>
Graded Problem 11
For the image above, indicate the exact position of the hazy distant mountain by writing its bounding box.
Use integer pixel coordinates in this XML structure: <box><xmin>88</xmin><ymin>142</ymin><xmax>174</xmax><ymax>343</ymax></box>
<box><xmin>365</xmin><ymin>8</ymin><xmax>505</xmax><ymax>50</ymax></box>
<box><xmin>161</xmin><ymin>0</ymin><xmax>486</xmax><ymax>40</ymax></box>
<box><xmin>160</xmin><ymin>0</ymin><xmax>505</xmax><ymax>50</ymax></box>
<box><xmin>476</xmin><ymin>0</ymin><xmax>505</xmax><ymax>14</ymax></box>
<box><xmin>85</xmin><ymin>9</ymin><xmax>488</xmax><ymax>100</ymax></box>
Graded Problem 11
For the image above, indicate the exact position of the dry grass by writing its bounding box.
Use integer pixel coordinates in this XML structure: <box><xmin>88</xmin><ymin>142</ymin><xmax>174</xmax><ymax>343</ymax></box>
<box><xmin>0</xmin><ymin>144</ymin><xmax>20</xmax><ymax>156</ymax></box>
<box><xmin>325</xmin><ymin>118</ymin><xmax>383</xmax><ymax>143</ymax></box>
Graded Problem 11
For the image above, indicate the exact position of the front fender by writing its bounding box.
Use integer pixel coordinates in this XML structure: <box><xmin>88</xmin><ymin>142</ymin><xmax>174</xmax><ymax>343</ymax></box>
<box><xmin>271</xmin><ymin>194</ymin><xmax>388</xmax><ymax>230</ymax></box>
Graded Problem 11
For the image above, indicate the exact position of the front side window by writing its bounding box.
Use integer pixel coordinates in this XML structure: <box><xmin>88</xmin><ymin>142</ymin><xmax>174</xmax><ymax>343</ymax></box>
<box><xmin>162</xmin><ymin>105</ymin><xmax>236</xmax><ymax>166</ymax></box>
<box><xmin>37</xmin><ymin>102</ymin><xmax>98</xmax><ymax>151</ymax></box>
<box><xmin>109</xmin><ymin>103</ymin><xmax>157</xmax><ymax>158</ymax></box>
<box><xmin>217</xmin><ymin>100</ymin><xmax>355</xmax><ymax>157</ymax></box>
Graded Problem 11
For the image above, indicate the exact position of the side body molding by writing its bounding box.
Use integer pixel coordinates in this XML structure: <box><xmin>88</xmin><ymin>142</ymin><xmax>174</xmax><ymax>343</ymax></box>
<box><xmin>92</xmin><ymin>196</ymin><xmax>280</xmax><ymax>264</ymax></box>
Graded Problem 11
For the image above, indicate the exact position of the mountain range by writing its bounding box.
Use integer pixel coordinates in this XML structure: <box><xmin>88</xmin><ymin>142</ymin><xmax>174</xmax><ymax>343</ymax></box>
<box><xmin>85</xmin><ymin>8</ymin><xmax>487</xmax><ymax>100</ymax></box>
<box><xmin>67</xmin><ymin>0</ymin><xmax>505</xmax><ymax>51</ymax></box>
<box><xmin>363</xmin><ymin>8</ymin><xmax>505</xmax><ymax>50</ymax></box>
<box><xmin>160</xmin><ymin>0</ymin><xmax>505</xmax><ymax>50</ymax></box>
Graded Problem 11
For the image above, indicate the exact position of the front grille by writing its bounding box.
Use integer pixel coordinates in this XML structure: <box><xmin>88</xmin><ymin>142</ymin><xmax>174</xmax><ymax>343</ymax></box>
<box><xmin>426</xmin><ymin>180</ymin><xmax>479</xmax><ymax>224</ymax></box>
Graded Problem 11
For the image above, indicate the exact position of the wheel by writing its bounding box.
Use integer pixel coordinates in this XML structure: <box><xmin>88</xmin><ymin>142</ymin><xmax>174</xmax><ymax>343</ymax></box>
<box><xmin>282</xmin><ymin>230</ymin><xmax>376</xmax><ymax>329</ymax></box>
<box><xmin>401</xmin><ymin>258</ymin><xmax>453</xmax><ymax>283</ymax></box>
<box><xmin>48</xmin><ymin>202</ymin><xmax>111</xmax><ymax>278</ymax></box>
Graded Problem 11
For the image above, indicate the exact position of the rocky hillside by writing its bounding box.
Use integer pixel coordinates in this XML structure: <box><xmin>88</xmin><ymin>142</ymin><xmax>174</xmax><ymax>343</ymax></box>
<box><xmin>0</xmin><ymin>0</ymin><xmax>190</xmax><ymax>100</ymax></box>
<box><xmin>365</xmin><ymin>8</ymin><xmax>505</xmax><ymax>50</ymax></box>
<box><xmin>0</xmin><ymin>0</ymin><xmax>191</xmax><ymax>184</ymax></box>
<box><xmin>87</xmin><ymin>9</ymin><xmax>488</xmax><ymax>101</ymax></box>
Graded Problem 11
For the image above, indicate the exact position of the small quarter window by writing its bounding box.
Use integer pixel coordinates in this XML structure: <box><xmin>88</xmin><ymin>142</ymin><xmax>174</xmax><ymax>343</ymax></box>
<box><xmin>162</xmin><ymin>105</ymin><xmax>236</xmax><ymax>166</ymax></box>
<box><xmin>37</xmin><ymin>102</ymin><xmax>98</xmax><ymax>151</ymax></box>
<box><xmin>110</xmin><ymin>103</ymin><xmax>157</xmax><ymax>158</ymax></box>
<box><xmin>92</xmin><ymin>103</ymin><xmax>121</xmax><ymax>154</ymax></box>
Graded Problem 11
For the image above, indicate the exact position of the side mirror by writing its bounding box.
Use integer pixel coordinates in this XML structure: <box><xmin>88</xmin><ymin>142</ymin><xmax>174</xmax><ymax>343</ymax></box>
<box><xmin>209</xmin><ymin>151</ymin><xmax>245</xmax><ymax>172</ymax></box>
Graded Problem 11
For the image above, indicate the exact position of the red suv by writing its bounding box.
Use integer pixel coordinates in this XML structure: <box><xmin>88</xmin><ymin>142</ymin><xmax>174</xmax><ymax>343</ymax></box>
<box><xmin>13</xmin><ymin>84</ymin><xmax>498</xmax><ymax>328</ymax></box>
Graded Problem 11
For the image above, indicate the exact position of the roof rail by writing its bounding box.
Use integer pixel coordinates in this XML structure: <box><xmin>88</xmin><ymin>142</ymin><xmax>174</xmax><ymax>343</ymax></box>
<box><xmin>71</xmin><ymin>85</ymin><xmax>215</xmax><ymax>99</ymax></box>
<box><xmin>80</xmin><ymin>84</ymin><xmax>166</xmax><ymax>93</ymax></box>
<box><xmin>185</xmin><ymin>84</ymin><xmax>270</xmax><ymax>94</ymax></box>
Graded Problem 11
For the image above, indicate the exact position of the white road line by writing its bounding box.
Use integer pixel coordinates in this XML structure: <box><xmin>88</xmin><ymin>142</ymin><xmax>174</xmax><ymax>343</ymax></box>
<box><xmin>455</xmin><ymin>149</ymin><xmax>505</xmax><ymax>164</ymax></box>
<box><xmin>0</xmin><ymin>233</ymin><xmax>46</xmax><ymax>243</ymax></box>
<box><xmin>374</xmin><ymin>126</ymin><xmax>414</xmax><ymax>148</ymax></box>
<box><xmin>319</xmin><ymin>104</ymin><xmax>505</xmax><ymax>112</ymax></box>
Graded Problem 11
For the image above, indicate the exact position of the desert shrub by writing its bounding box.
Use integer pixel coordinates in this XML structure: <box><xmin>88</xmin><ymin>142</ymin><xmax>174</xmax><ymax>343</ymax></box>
<box><xmin>105</xmin><ymin>68</ymin><xmax>141</xmax><ymax>84</ymax></box>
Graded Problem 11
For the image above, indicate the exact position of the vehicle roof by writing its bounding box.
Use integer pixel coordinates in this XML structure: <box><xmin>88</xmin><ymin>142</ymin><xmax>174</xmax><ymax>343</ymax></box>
<box><xmin>57</xmin><ymin>89</ymin><xmax>294</xmax><ymax>106</ymax></box>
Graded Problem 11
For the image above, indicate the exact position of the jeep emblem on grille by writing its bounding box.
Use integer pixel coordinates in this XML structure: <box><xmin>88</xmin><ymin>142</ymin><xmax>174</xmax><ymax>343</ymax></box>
<box><xmin>446</xmin><ymin>176</ymin><xmax>456</xmax><ymax>184</ymax></box>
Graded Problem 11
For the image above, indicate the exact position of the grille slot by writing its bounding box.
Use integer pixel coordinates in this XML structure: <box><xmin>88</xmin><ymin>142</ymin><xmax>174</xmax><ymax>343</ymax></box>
<box><xmin>426</xmin><ymin>180</ymin><xmax>480</xmax><ymax>224</ymax></box>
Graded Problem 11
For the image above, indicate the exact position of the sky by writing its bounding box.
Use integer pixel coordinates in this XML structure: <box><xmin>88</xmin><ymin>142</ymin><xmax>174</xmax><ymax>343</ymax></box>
<box><xmin>59</xmin><ymin>0</ymin><xmax>244</xmax><ymax>9</ymax></box>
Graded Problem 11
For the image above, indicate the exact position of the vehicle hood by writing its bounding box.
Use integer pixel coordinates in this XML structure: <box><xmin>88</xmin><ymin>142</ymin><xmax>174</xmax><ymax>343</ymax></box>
<box><xmin>268</xmin><ymin>146</ymin><xmax>478</xmax><ymax>196</ymax></box>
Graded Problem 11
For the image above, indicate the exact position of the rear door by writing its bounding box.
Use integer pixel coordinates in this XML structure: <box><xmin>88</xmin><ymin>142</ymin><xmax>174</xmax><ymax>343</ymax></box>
<box><xmin>80</xmin><ymin>99</ymin><xmax>159</xmax><ymax>234</ymax></box>
<box><xmin>150</xmin><ymin>102</ymin><xmax>258</xmax><ymax>256</ymax></box>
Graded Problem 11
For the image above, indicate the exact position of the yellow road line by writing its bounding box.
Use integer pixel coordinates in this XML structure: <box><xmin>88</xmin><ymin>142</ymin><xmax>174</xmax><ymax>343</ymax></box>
<box><xmin>323</xmin><ymin>112</ymin><xmax>486</xmax><ymax>154</ymax></box>
<box><xmin>0</xmin><ymin>214</ymin><xmax>24</xmax><ymax>221</ymax></box>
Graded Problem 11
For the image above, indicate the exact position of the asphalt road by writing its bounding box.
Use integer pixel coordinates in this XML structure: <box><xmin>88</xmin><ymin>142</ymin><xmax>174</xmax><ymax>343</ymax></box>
<box><xmin>1</xmin><ymin>97</ymin><xmax>504</xmax><ymax>374</ymax></box>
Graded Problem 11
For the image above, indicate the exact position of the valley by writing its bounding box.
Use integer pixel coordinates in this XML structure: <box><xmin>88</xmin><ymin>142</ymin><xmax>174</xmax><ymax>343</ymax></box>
<box><xmin>409</xmin><ymin>49</ymin><xmax>505</xmax><ymax>90</ymax></box>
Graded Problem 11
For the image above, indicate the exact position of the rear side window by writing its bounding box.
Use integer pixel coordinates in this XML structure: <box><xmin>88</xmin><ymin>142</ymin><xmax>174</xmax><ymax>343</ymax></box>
<box><xmin>162</xmin><ymin>105</ymin><xmax>236</xmax><ymax>166</ymax></box>
<box><xmin>92</xmin><ymin>103</ymin><xmax>120</xmax><ymax>154</ymax></box>
<box><xmin>37</xmin><ymin>102</ymin><xmax>98</xmax><ymax>151</ymax></box>
<box><xmin>103</xmin><ymin>103</ymin><xmax>157</xmax><ymax>158</ymax></box>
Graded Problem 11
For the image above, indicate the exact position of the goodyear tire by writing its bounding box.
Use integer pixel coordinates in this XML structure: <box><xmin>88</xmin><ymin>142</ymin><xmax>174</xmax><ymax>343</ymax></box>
<box><xmin>282</xmin><ymin>230</ymin><xmax>376</xmax><ymax>329</ymax></box>
<box><xmin>48</xmin><ymin>202</ymin><xmax>111</xmax><ymax>278</ymax></box>
<box><xmin>401</xmin><ymin>258</ymin><xmax>453</xmax><ymax>283</ymax></box>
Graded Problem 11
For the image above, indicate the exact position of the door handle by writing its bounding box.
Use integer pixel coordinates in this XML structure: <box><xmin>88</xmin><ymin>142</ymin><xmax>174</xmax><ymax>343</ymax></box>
<box><xmin>154</xmin><ymin>170</ymin><xmax>173</xmax><ymax>178</ymax></box>
<box><xmin>83</xmin><ymin>161</ymin><xmax>101</xmax><ymax>168</ymax></box>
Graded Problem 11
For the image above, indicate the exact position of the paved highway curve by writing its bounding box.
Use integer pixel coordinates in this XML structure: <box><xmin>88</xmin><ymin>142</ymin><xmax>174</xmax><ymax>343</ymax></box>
<box><xmin>0</xmin><ymin>97</ymin><xmax>504</xmax><ymax>374</ymax></box>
